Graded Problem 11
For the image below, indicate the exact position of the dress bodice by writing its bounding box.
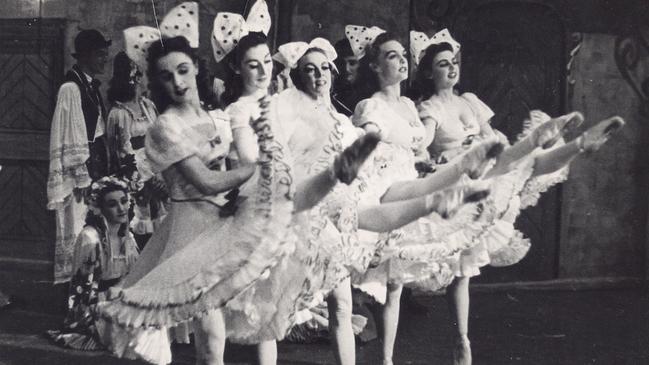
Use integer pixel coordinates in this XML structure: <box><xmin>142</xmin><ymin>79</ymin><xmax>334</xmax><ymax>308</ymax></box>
<box><xmin>145</xmin><ymin>109</ymin><xmax>233</xmax><ymax>200</ymax></box>
<box><xmin>418</xmin><ymin>92</ymin><xmax>494</xmax><ymax>160</ymax></box>
<box><xmin>276</xmin><ymin>88</ymin><xmax>362</xmax><ymax>183</ymax></box>
<box><xmin>352</xmin><ymin>95</ymin><xmax>426</xmax><ymax>154</ymax></box>
<box><xmin>73</xmin><ymin>225</ymin><xmax>139</xmax><ymax>282</ymax></box>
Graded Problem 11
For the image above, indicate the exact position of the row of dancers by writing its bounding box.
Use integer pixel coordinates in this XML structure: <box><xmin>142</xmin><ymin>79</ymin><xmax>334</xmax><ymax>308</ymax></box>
<box><xmin>47</xmin><ymin>1</ymin><xmax>626</xmax><ymax>364</ymax></box>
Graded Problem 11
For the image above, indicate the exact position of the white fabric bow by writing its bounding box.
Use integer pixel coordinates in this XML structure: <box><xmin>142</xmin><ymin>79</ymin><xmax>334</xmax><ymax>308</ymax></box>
<box><xmin>345</xmin><ymin>24</ymin><xmax>386</xmax><ymax>59</ymax></box>
<box><xmin>410</xmin><ymin>28</ymin><xmax>461</xmax><ymax>66</ymax></box>
<box><xmin>211</xmin><ymin>0</ymin><xmax>272</xmax><ymax>62</ymax></box>
<box><xmin>272</xmin><ymin>38</ymin><xmax>338</xmax><ymax>71</ymax></box>
<box><xmin>124</xmin><ymin>2</ymin><xmax>199</xmax><ymax>71</ymax></box>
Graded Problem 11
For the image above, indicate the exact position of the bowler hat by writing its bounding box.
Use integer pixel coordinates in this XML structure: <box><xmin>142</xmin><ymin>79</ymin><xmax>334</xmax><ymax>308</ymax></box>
<box><xmin>72</xmin><ymin>29</ymin><xmax>111</xmax><ymax>58</ymax></box>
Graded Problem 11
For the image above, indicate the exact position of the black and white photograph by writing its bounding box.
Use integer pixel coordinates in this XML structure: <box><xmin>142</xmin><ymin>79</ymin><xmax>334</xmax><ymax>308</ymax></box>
<box><xmin>0</xmin><ymin>0</ymin><xmax>647</xmax><ymax>364</ymax></box>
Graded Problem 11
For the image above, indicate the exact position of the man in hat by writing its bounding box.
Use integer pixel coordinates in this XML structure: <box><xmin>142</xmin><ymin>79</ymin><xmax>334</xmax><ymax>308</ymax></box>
<box><xmin>332</xmin><ymin>38</ymin><xmax>361</xmax><ymax>117</ymax></box>
<box><xmin>47</xmin><ymin>29</ymin><xmax>111</xmax><ymax>283</ymax></box>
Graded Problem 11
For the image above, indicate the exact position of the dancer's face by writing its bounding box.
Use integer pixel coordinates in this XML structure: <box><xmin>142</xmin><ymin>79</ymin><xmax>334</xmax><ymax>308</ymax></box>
<box><xmin>343</xmin><ymin>55</ymin><xmax>359</xmax><ymax>83</ymax></box>
<box><xmin>298</xmin><ymin>50</ymin><xmax>332</xmax><ymax>99</ymax></box>
<box><xmin>100</xmin><ymin>190</ymin><xmax>129</xmax><ymax>225</ymax></box>
<box><xmin>372</xmin><ymin>40</ymin><xmax>408</xmax><ymax>87</ymax></box>
<box><xmin>155</xmin><ymin>51</ymin><xmax>199</xmax><ymax>105</ymax></box>
<box><xmin>239</xmin><ymin>44</ymin><xmax>273</xmax><ymax>95</ymax></box>
<box><xmin>430</xmin><ymin>50</ymin><xmax>459</xmax><ymax>91</ymax></box>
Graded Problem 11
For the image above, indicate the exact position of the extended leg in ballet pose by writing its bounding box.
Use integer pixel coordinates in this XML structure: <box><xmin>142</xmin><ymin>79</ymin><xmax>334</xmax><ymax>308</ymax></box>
<box><xmin>447</xmin><ymin>115</ymin><xmax>625</xmax><ymax>365</ymax></box>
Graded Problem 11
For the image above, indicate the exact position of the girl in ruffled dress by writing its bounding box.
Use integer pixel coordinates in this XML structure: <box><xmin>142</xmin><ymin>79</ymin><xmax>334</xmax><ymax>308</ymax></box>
<box><xmin>268</xmin><ymin>35</ymin><xmax>499</xmax><ymax>365</ymax></box>
<box><xmin>47</xmin><ymin>176</ymin><xmax>139</xmax><ymax>351</ymax></box>
<box><xmin>98</xmin><ymin>3</ymin><xmax>381</xmax><ymax>364</ymax></box>
<box><xmin>341</xmin><ymin>27</ymin><xmax>626</xmax><ymax>365</ymax></box>
<box><xmin>408</xmin><ymin>31</ymin><xmax>625</xmax><ymax>364</ymax></box>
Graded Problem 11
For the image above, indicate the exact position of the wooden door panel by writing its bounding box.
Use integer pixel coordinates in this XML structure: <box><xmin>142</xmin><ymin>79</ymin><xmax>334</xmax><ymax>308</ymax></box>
<box><xmin>0</xmin><ymin>19</ymin><xmax>63</xmax><ymax>277</ymax></box>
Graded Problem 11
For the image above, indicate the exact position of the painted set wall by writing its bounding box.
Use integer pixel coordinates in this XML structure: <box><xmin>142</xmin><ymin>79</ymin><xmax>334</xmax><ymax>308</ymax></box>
<box><xmin>560</xmin><ymin>33</ymin><xmax>649</xmax><ymax>279</ymax></box>
<box><xmin>288</xmin><ymin>0</ymin><xmax>410</xmax><ymax>45</ymax></box>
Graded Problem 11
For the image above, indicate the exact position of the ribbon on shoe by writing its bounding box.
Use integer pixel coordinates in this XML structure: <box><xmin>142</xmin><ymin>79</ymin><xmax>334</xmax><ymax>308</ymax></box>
<box><xmin>211</xmin><ymin>0</ymin><xmax>272</xmax><ymax>62</ymax></box>
<box><xmin>410</xmin><ymin>28</ymin><xmax>461</xmax><ymax>66</ymax></box>
<box><xmin>272</xmin><ymin>38</ymin><xmax>338</xmax><ymax>71</ymax></box>
<box><xmin>124</xmin><ymin>2</ymin><xmax>199</xmax><ymax>71</ymax></box>
<box><xmin>344</xmin><ymin>25</ymin><xmax>386</xmax><ymax>59</ymax></box>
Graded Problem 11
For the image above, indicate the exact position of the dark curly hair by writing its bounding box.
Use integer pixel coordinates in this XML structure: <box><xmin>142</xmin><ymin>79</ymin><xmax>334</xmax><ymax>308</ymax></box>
<box><xmin>408</xmin><ymin>42</ymin><xmax>455</xmax><ymax>101</ymax></box>
<box><xmin>107</xmin><ymin>51</ymin><xmax>136</xmax><ymax>104</ymax></box>
<box><xmin>352</xmin><ymin>32</ymin><xmax>406</xmax><ymax>100</ymax></box>
<box><xmin>221</xmin><ymin>32</ymin><xmax>269</xmax><ymax>106</ymax></box>
<box><xmin>85</xmin><ymin>179</ymin><xmax>129</xmax><ymax>237</ymax></box>
<box><xmin>146</xmin><ymin>36</ymin><xmax>217</xmax><ymax>111</ymax></box>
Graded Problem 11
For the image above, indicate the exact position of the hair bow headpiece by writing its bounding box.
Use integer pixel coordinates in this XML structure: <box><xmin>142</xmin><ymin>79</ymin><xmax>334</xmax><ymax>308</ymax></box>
<box><xmin>211</xmin><ymin>0</ymin><xmax>272</xmax><ymax>62</ymax></box>
<box><xmin>410</xmin><ymin>28</ymin><xmax>461</xmax><ymax>66</ymax></box>
<box><xmin>272</xmin><ymin>38</ymin><xmax>338</xmax><ymax>71</ymax></box>
<box><xmin>344</xmin><ymin>25</ymin><xmax>386</xmax><ymax>59</ymax></box>
<box><xmin>123</xmin><ymin>2</ymin><xmax>199</xmax><ymax>71</ymax></box>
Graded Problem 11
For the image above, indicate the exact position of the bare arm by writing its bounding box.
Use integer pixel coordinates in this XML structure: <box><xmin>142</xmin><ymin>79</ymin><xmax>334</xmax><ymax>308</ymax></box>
<box><xmin>421</xmin><ymin>116</ymin><xmax>438</xmax><ymax>151</ymax></box>
<box><xmin>176</xmin><ymin>155</ymin><xmax>255</xmax><ymax>195</ymax></box>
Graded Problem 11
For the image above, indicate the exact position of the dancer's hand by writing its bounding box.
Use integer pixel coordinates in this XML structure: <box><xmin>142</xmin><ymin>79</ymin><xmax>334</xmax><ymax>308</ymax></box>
<box><xmin>458</xmin><ymin>138</ymin><xmax>505</xmax><ymax>179</ymax></box>
<box><xmin>531</xmin><ymin>111</ymin><xmax>584</xmax><ymax>149</ymax></box>
<box><xmin>332</xmin><ymin>132</ymin><xmax>380</xmax><ymax>184</ymax></box>
<box><xmin>426</xmin><ymin>180</ymin><xmax>490</xmax><ymax>219</ymax></box>
<box><xmin>578</xmin><ymin>116</ymin><xmax>625</xmax><ymax>153</ymax></box>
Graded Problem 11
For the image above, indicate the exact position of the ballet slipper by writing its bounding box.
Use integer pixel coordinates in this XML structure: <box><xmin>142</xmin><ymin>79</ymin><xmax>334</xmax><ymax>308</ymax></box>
<box><xmin>453</xmin><ymin>334</ymin><xmax>472</xmax><ymax>365</ymax></box>
<box><xmin>333</xmin><ymin>132</ymin><xmax>381</xmax><ymax>184</ymax></box>
<box><xmin>531</xmin><ymin>111</ymin><xmax>584</xmax><ymax>149</ymax></box>
<box><xmin>426</xmin><ymin>180</ymin><xmax>490</xmax><ymax>219</ymax></box>
<box><xmin>457</xmin><ymin>139</ymin><xmax>505</xmax><ymax>179</ymax></box>
<box><xmin>579</xmin><ymin>116</ymin><xmax>625</xmax><ymax>153</ymax></box>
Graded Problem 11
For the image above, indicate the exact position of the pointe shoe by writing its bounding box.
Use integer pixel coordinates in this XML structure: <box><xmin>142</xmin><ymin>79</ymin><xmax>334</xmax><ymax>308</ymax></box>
<box><xmin>579</xmin><ymin>116</ymin><xmax>625</xmax><ymax>153</ymax></box>
<box><xmin>333</xmin><ymin>132</ymin><xmax>381</xmax><ymax>184</ymax></box>
<box><xmin>382</xmin><ymin>359</ymin><xmax>394</xmax><ymax>365</ymax></box>
<box><xmin>530</xmin><ymin>111</ymin><xmax>584</xmax><ymax>149</ymax></box>
<box><xmin>426</xmin><ymin>180</ymin><xmax>490</xmax><ymax>219</ymax></box>
<box><xmin>458</xmin><ymin>139</ymin><xmax>505</xmax><ymax>179</ymax></box>
<box><xmin>453</xmin><ymin>335</ymin><xmax>472</xmax><ymax>365</ymax></box>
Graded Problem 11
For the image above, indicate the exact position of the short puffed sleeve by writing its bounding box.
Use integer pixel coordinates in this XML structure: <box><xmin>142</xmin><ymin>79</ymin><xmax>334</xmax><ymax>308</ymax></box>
<box><xmin>461</xmin><ymin>93</ymin><xmax>494</xmax><ymax>124</ymax></box>
<box><xmin>352</xmin><ymin>98</ymin><xmax>390</xmax><ymax>135</ymax></box>
<box><xmin>417</xmin><ymin>98</ymin><xmax>444</xmax><ymax>128</ymax></box>
<box><xmin>226</xmin><ymin>101</ymin><xmax>253</xmax><ymax>131</ymax></box>
<box><xmin>71</xmin><ymin>227</ymin><xmax>101</xmax><ymax>276</ymax></box>
<box><xmin>145</xmin><ymin>114</ymin><xmax>200</xmax><ymax>173</ymax></box>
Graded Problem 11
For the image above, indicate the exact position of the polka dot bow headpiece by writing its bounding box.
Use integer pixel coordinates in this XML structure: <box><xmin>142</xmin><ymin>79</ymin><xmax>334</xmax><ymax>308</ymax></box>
<box><xmin>123</xmin><ymin>2</ymin><xmax>199</xmax><ymax>71</ymax></box>
<box><xmin>272</xmin><ymin>38</ymin><xmax>338</xmax><ymax>71</ymax></box>
<box><xmin>211</xmin><ymin>0</ymin><xmax>272</xmax><ymax>62</ymax></box>
<box><xmin>345</xmin><ymin>24</ymin><xmax>386</xmax><ymax>59</ymax></box>
<box><xmin>410</xmin><ymin>28</ymin><xmax>461</xmax><ymax>67</ymax></box>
